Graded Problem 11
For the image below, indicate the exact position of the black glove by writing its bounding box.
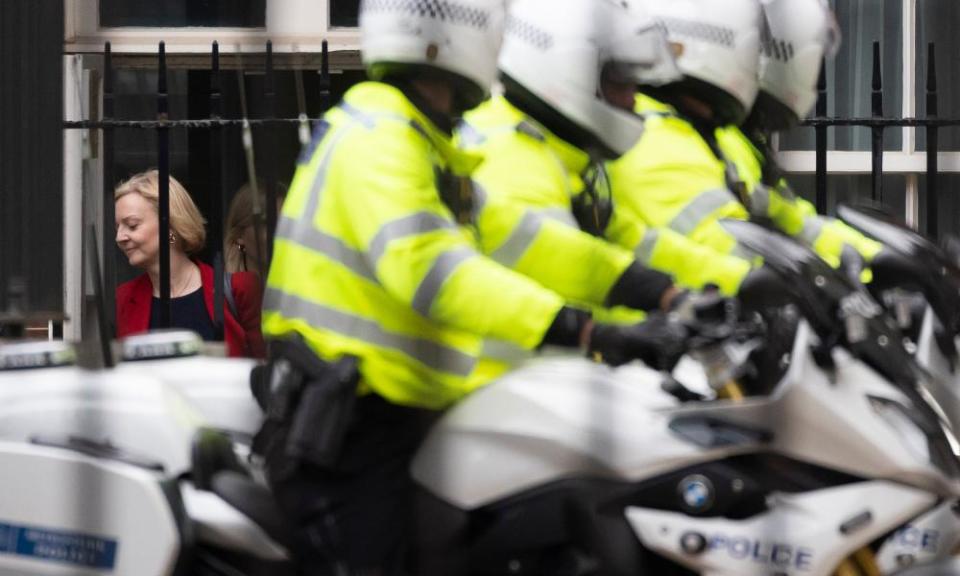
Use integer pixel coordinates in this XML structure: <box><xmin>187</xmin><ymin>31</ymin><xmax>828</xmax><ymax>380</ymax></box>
<box><xmin>605</xmin><ymin>261</ymin><xmax>675</xmax><ymax>312</ymax></box>
<box><xmin>737</xmin><ymin>266</ymin><xmax>792</xmax><ymax>313</ymax></box>
<box><xmin>669</xmin><ymin>290</ymin><xmax>738</xmax><ymax>346</ymax></box>
<box><xmin>587</xmin><ymin>314</ymin><xmax>688</xmax><ymax>370</ymax></box>
<box><xmin>669</xmin><ymin>289</ymin><xmax>731</xmax><ymax>323</ymax></box>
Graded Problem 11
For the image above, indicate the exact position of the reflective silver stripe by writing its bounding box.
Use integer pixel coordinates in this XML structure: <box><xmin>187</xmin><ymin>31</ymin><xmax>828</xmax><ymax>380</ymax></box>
<box><xmin>797</xmin><ymin>217</ymin><xmax>825</xmax><ymax>245</ymax></box>
<box><xmin>750</xmin><ymin>184</ymin><xmax>771</xmax><ymax>217</ymax></box>
<box><xmin>537</xmin><ymin>207</ymin><xmax>578</xmax><ymax>228</ymax></box>
<box><xmin>339</xmin><ymin>101</ymin><xmax>377</xmax><ymax>128</ymax></box>
<box><xmin>481</xmin><ymin>339</ymin><xmax>531</xmax><ymax>365</ymax></box>
<box><xmin>275</xmin><ymin>215</ymin><xmax>377</xmax><ymax>282</ymax></box>
<box><xmin>457</xmin><ymin>122</ymin><xmax>487</xmax><ymax>147</ymax></box>
<box><xmin>635</xmin><ymin>229</ymin><xmax>659</xmax><ymax>263</ymax></box>
<box><xmin>368</xmin><ymin>212</ymin><xmax>457</xmax><ymax>267</ymax></box>
<box><xmin>264</xmin><ymin>287</ymin><xmax>477</xmax><ymax>377</ymax></box>
<box><xmin>341</xmin><ymin>101</ymin><xmax>431</xmax><ymax>141</ymax></box>
<box><xmin>491</xmin><ymin>211</ymin><xmax>543</xmax><ymax>266</ymax></box>
<box><xmin>668</xmin><ymin>188</ymin><xmax>736</xmax><ymax>236</ymax></box>
<box><xmin>472</xmin><ymin>180</ymin><xmax>489</xmax><ymax>213</ymax></box>
<box><xmin>281</xmin><ymin>105</ymin><xmax>449</xmax><ymax>281</ymax></box>
<box><xmin>412</xmin><ymin>248</ymin><xmax>476</xmax><ymax>316</ymax></box>
<box><xmin>299</xmin><ymin>123</ymin><xmax>354</xmax><ymax>225</ymax></box>
<box><xmin>516</xmin><ymin>120</ymin><xmax>546</xmax><ymax>141</ymax></box>
<box><xmin>278</xmin><ymin>117</ymin><xmax>359</xmax><ymax>274</ymax></box>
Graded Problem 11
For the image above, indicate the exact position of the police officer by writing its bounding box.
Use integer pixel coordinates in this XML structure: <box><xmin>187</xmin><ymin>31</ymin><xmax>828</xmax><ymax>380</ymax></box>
<box><xmin>744</xmin><ymin>0</ymin><xmax>960</xmax><ymax>325</ymax></box>
<box><xmin>258</xmin><ymin>1</ymin><xmax>688</xmax><ymax>574</ymax></box>
<box><xmin>738</xmin><ymin>0</ymin><xmax>882</xmax><ymax>269</ymax></box>
<box><xmin>460</xmin><ymin>0</ymin><xmax>754</xmax><ymax>299</ymax></box>
<box><xmin>606</xmin><ymin>0</ymin><xmax>881</xmax><ymax>272</ymax></box>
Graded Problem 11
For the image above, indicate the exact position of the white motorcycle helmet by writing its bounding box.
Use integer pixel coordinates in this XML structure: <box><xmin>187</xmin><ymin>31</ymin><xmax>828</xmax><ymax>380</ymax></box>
<box><xmin>645</xmin><ymin>0</ymin><xmax>762</xmax><ymax>125</ymax></box>
<box><xmin>753</xmin><ymin>0</ymin><xmax>840</xmax><ymax>130</ymax></box>
<box><xmin>360</xmin><ymin>0</ymin><xmax>507</xmax><ymax>113</ymax></box>
<box><xmin>497</xmin><ymin>0</ymin><xmax>680</xmax><ymax>158</ymax></box>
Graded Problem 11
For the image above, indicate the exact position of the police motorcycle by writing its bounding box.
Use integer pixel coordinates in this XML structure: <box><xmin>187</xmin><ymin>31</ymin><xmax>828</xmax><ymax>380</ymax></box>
<box><xmin>824</xmin><ymin>205</ymin><xmax>960</xmax><ymax>571</ymax></box>
<box><xmin>408</xmin><ymin>218</ymin><xmax>960</xmax><ymax>576</ymax></box>
<box><xmin>0</xmin><ymin>322</ymin><xmax>290</xmax><ymax>576</ymax></box>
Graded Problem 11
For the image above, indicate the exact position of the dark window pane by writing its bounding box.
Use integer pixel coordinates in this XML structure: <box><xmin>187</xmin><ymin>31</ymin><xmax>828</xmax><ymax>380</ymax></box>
<box><xmin>916</xmin><ymin>3</ymin><xmax>960</xmax><ymax>151</ymax></box>
<box><xmin>780</xmin><ymin>0</ymin><xmax>902</xmax><ymax>152</ymax></box>
<box><xmin>100</xmin><ymin>0</ymin><xmax>266</xmax><ymax>27</ymax></box>
<box><xmin>330</xmin><ymin>0</ymin><xmax>361</xmax><ymax>27</ymax></box>
<box><xmin>787</xmin><ymin>174</ymin><xmax>907</xmax><ymax>220</ymax></box>
<box><xmin>918</xmin><ymin>175</ymin><xmax>960</xmax><ymax>237</ymax></box>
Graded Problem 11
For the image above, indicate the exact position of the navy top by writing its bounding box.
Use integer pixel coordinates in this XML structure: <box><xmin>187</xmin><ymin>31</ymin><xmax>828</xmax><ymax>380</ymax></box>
<box><xmin>149</xmin><ymin>288</ymin><xmax>216</xmax><ymax>341</ymax></box>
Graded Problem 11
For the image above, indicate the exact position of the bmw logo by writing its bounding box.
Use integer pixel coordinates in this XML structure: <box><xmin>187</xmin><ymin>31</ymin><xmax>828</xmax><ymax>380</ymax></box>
<box><xmin>678</xmin><ymin>474</ymin><xmax>715</xmax><ymax>512</ymax></box>
<box><xmin>680</xmin><ymin>531</ymin><xmax>708</xmax><ymax>555</ymax></box>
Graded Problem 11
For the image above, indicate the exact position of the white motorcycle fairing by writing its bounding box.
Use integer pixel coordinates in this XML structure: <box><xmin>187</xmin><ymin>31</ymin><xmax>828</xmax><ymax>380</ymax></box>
<box><xmin>413</xmin><ymin>322</ymin><xmax>960</xmax><ymax>511</ymax></box>
<box><xmin>113</xmin><ymin>355</ymin><xmax>263</xmax><ymax>437</ymax></box>
<box><xmin>0</xmin><ymin>439</ymin><xmax>185</xmax><ymax>576</ymax></box>
<box><xmin>876</xmin><ymin>499</ymin><xmax>960</xmax><ymax>572</ymax></box>
<box><xmin>628</xmin><ymin>480</ymin><xmax>935</xmax><ymax>576</ymax></box>
<box><xmin>0</xmin><ymin>365</ymin><xmax>201</xmax><ymax>475</ymax></box>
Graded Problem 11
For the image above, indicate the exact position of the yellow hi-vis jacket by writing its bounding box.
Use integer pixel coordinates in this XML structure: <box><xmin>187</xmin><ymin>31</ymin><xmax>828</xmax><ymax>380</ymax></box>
<box><xmin>459</xmin><ymin>95</ymin><xmax>634</xmax><ymax>307</ymax></box>
<box><xmin>608</xmin><ymin>94</ymin><xmax>881</xmax><ymax>270</ymax></box>
<box><xmin>715</xmin><ymin>126</ymin><xmax>882</xmax><ymax>268</ymax></box>
<box><xmin>460</xmin><ymin>96</ymin><xmax>751</xmax><ymax>297</ymax></box>
<box><xmin>262</xmin><ymin>82</ymin><xmax>564</xmax><ymax>410</ymax></box>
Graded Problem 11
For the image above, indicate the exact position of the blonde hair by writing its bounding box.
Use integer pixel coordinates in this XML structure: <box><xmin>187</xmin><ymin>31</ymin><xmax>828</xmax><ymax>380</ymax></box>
<box><xmin>114</xmin><ymin>170</ymin><xmax>207</xmax><ymax>255</ymax></box>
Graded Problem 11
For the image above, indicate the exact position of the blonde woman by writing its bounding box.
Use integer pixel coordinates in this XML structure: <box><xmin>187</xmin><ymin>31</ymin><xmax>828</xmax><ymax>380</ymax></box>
<box><xmin>114</xmin><ymin>170</ymin><xmax>264</xmax><ymax>358</ymax></box>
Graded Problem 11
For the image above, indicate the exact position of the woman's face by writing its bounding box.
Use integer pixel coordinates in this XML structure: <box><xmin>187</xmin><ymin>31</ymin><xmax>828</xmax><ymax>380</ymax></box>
<box><xmin>115</xmin><ymin>193</ymin><xmax>160</xmax><ymax>270</ymax></box>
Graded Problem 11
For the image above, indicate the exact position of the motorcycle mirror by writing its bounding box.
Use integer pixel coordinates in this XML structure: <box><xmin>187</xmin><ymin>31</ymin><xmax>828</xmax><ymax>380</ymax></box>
<box><xmin>837</xmin><ymin>203</ymin><xmax>960</xmax><ymax>278</ymax></box>
<box><xmin>839</xmin><ymin>204</ymin><xmax>960</xmax><ymax>344</ymax></box>
<box><xmin>942</xmin><ymin>233</ymin><xmax>960</xmax><ymax>273</ymax></box>
<box><xmin>720</xmin><ymin>219</ymin><xmax>845</xmax><ymax>339</ymax></box>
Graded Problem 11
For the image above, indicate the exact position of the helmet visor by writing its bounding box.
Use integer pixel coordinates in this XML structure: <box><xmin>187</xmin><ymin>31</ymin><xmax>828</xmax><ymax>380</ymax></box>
<box><xmin>822</xmin><ymin>7</ymin><xmax>842</xmax><ymax>58</ymax></box>
<box><xmin>606</xmin><ymin>24</ymin><xmax>682</xmax><ymax>87</ymax></box>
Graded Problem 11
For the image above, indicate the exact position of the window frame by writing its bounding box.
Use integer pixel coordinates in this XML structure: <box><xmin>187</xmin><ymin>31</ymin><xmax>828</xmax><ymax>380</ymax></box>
<box><xmin>65</xmin><ymin>0</ymin><xmax>361</xmax><ymax>54</ymax></box>
<box><xmin>776</xmin><ymin>0</ymin><xmax>960</xmax><ymax>228</ymax></box>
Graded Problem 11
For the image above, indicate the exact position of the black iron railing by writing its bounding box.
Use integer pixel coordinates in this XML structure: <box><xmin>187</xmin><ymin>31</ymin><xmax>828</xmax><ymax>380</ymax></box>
<box><xmin>802</xmin><ymin>41</ymin><xmax>960</xmax><ymax>239</ymax></box>
<box><xmin>64</xmin><ymin>41</ymin><xmax>333</xmax><ymax>334</ymax></box>
<box><xmin>63</xmin><ymin>39</ymin><xmax>960</xmax><ymax>336</ymax></box>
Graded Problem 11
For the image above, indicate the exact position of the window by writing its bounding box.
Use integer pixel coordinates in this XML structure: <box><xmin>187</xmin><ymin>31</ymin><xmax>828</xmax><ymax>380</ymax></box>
<box><xmin>99</xmin><ymin>0</ymin><xmax>266</xmax><ymax>28</ymax></box>
<box><xmin>916</xmin><ymin>1</ymin><xmax>960</xmax><ymax>151</ymax></box>
<box><xmin>777</xmin><ymin>0</ymin><xmax>960</xmax><ymax>232</ymax></box>
<box><xmin>330</xmin><ymin>0</ymin><xmax>361</xmax><ymax>28</ymax></box>
<box><xmin>917</xmin><ymin>174</ymin><xmax>960</xmax><ymax>236</ymax></box>
<box><xmin>780</xmin><ymin>0</ymin><xmax>903</xmax><ymax>152</ymax></box>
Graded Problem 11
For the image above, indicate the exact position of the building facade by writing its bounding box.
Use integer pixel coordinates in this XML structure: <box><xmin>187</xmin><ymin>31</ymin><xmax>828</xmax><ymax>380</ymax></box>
<box><xmin>0</xmin><ymin>0</ymin><xmax>958</xmax><ymax>337</ymax></box>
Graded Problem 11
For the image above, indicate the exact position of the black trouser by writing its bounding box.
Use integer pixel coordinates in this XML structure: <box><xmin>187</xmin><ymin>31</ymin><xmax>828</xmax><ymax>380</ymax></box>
<box><xmin>268</xmin><ymin>393</ymin><xmax>437</xmax><ymax>576</ymax></box>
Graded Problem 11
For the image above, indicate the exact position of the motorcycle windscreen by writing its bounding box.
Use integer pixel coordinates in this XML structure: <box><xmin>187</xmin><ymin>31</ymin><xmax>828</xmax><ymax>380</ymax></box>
<box><xmin>721</xmin><ymin>218</ymin><xmax>960</xmax><ymax>480</ymax></box>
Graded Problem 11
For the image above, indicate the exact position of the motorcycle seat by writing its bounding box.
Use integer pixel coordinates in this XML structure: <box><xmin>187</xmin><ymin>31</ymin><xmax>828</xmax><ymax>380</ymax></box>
<box><xmin>211</xmin><ymin>470</ymin><xmax>296</xmax><ymax>552</ymax></box>
<box><xmin>191</xmin><ymin>428</ymin><xmax>295</xmax><ymax>551</ymax></box>
<box><xmin>191</xmin><ymin>427</ymin><xmax>248</xmax><ymax>491</ymax></box>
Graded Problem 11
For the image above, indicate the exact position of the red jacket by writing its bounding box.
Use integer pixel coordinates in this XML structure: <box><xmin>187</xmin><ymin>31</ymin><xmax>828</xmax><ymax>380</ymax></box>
<box><xmin>116</xmin><ymin>261</ymin><xmax>265</xmax><ymax>358</ymax></box>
